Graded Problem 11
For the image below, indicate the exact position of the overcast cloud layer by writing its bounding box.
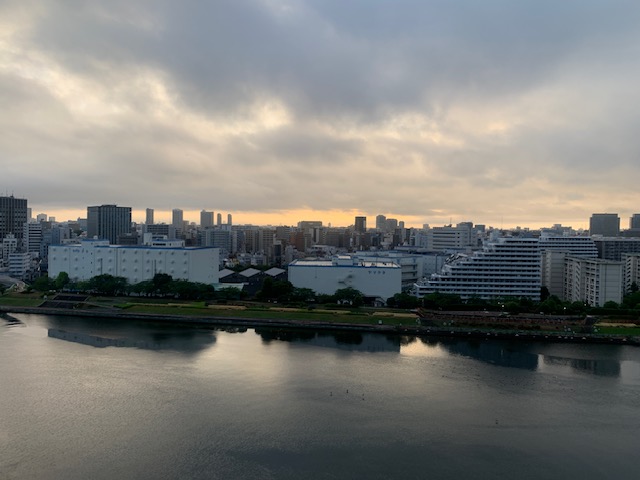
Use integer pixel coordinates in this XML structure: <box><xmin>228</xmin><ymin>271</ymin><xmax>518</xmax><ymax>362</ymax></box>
<box><xmin>2</xmin><ymin>0</ymin><xmax>639</xmax><ymax>227</ymax></box>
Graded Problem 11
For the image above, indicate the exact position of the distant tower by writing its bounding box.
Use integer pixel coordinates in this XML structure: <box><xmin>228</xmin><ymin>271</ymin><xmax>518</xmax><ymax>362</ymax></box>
<box><xmin>217</xmin><ymin>213</ymin><xmax>222</xmax><ymax>226</ymax></box>
<box><xmin>354</xmin><ymin>216</ymin><xmax>367</xmax><ymax>233</ymax></box>
<box><xmin>375</xmin><ymin>215</ymin><xmax>386</xmax><ymax>231</ymax></box>
<box><xmin>227</xmin><ymin>213</ymin><xmax>232</xmax><ymax>226</ymax></box>
<box><xmin>172</xmin><ymin>209</ymin><xmax>183</xmax><ymax>229</ymax></box>
<box><xmin>87</xmin><ymin>204</ymin><xmax>132</xmax><ymax>244</ymax></box>
<box><xmin>630</xmin><ymin>214</ymin><xmax>640</xmax><ymax>230</ymax></box>
<box><xmin>589</xmin><ymin>213</ymin><xmax>620</xmax><ymax>236</ymax></box>
<box><xmin>146</xmin><ymin>208</ymin><xmax>154</xmax><ymax>225</ymax></box>
<box><xmin>200</xmin><ymin>210</ymin><xmax>214</xmax><ymax>228</ymax></box>
<box><xmin>0</xmin><ymin>195</ymin><xmax>28</xmax><ymax>243</ymax></box>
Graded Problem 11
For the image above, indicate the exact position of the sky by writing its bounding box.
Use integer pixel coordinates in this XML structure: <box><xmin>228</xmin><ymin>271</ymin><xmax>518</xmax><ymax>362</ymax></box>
<box><xmin>2</xmin><ymin>1</ymin><xmax>639</xmax><ymax>229</ymax></box>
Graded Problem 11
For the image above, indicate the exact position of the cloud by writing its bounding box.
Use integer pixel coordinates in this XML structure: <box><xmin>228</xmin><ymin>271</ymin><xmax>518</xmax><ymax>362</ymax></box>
<box><xmin>1</xmin><ymin>0</ymin><xmax>640</xmax><ymax>227</ymax></box>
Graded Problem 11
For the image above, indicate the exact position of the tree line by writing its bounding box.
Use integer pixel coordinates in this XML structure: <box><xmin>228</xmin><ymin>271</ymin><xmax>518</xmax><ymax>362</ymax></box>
<box><xmin>27</xmin><ymin>273</ymin><xmax>640</xmax><ymax>314</ymax></box>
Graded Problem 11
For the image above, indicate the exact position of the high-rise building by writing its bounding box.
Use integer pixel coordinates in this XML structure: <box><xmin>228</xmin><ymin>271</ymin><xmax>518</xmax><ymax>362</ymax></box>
<box><xmin>564</xmin><ymin>256</ymin><xmax>623</xmax><ymax>307</ymax></box>
<box><xmin>200</xmin><ymin>210</ymin><xmax>214</xmax><ymax>228</ymax></box>
<box><xmin>0</xmin><ymin>195</ymin><xmax>28</xmax><ymax>244</ymax></box>
<box><xmin>217</xmin><ymin>213</ymin><xmax>222</xmax><ymax>226</ymax></box>
<box><xmin>354</xmin><ymin>216</ymin><xmax>367</xmax><ymax>233</ymax></box>
<box><xmin>23</xmin><ymin>221</ymin><xmax>43</xmax><ymax>254</ymax></box>
<box><xmin>172</xmin><ymin>209</ymin><xmax>183</xmax><ymax>230</ymax></box>
<box><xmin>146</xmin><ymin>208</ymin><xmax>154</xmax><ymax>225</ymax></box>
<box><xmin>630</xmin><ymin>214</ymin><xmax>640</xmax><ymax>230</ymax></box>
<box><xmin>227</xmin><ymin>213</ymin><xmax>232</xmax><ymax>226</ymax></box>
<box><xmin>87</xmin><ymin>205</ymin><xmax>132</xmax><ymax>244</ymax></box>
<box><xmin>589</xmin><ymin>213</ymin><xmax>620</xmax><ymax>236</ymax></box>
<box><xmin>375</xmin><ymin>215</ymin><xmax>386</xmax><ymax>231</ymax></box>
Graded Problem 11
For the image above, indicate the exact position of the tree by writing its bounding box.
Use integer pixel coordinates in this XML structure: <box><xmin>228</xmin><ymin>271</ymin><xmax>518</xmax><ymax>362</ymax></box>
<box><xmin>151</xmin><ymin>273</ymin><xmax>173</xmax><ymax>297</ymax></box>
<box><xmin>256</xmin><ymin>278</ymin><xmax>294</xmax><ymax>302</ymax></box>
<box><xmin>422</xmin><ymin>292</ymin><xmax>462</xmax><ymax>310</ymax></box>
<box><xmin>289</xmin><ymin>288</ymin><xmax>316</xmax><ymax>303</ymax></box>
<box><xmin>387</xmin><ymin>292</ymin><xmax>418</xmax><ymax>309</ymax></box>
<box><xmin>32</xmin><ymin>276</ymin><xmax>54</xmax><ymax>292</ymax></box>
<box><xmin>54</xmin><ymin>272</ymin><xmax>70</xmax><ymax>291</ymax></box>
<box><xmin>333</xmin><ymin>287</ymin><xmax>364</xmax><ymax>307</ymax></box>
<box><xmin>88</xmin><ymin>274</ymin><xmax>129</xmax><ymax>296</ymax></box>
<box><xmin>540</xmin><ymin>286</ymin><xmax>551</xmax><ymax>302</ymax></box>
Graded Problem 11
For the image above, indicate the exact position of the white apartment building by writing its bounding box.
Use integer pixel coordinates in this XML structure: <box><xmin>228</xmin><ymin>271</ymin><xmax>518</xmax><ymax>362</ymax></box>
<box><xmin>622</xmin><ymin>253</ymin><xmax>640</xmax><ymax>294</ymax></box>
<box><xmin>288</xmin><ymin>256</ymin><xmax>402</xmax><ymax>301</ymax></box>
<box><xmin>49</xmin><ymin>240</ymin><xmax>219</xmax><ymax>285</ymax></box>
<box><xmin>414</xmin><ymin>237</ymin><xmax>541</xmax><ymax>301</ymax></box>
<box><xmin>540</xmin><ymin>235</ymin><xmax>598</xmax><ymax>297</ymax></box>
<box><xmin>563</xmin><ymin>256</ymin><xmax>622</xmax><ymax>307</ymax></box>
<box><xmin>1</xmin><ymin>233</ymin><xmax>18</xmax><ymax>268</ymax></box>
<box><xmin>8</xmin><ymin>252</ymin><xmax>31</xmax><ymax>279</ymax></box>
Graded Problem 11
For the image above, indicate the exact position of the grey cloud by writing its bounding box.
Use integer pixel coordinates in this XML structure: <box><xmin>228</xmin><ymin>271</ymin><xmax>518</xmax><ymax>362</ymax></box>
<box><xmin>3</xmin><ymin>0</ymin><xmax>640</xmax><ymax>225</ymax></box>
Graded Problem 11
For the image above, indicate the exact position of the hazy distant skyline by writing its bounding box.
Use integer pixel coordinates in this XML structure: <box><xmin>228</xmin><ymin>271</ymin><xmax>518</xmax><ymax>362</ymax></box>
<box><xmin>2</xmin><ymin>1</ymin><xmax>640</xmax><ymax>228</ymax></box>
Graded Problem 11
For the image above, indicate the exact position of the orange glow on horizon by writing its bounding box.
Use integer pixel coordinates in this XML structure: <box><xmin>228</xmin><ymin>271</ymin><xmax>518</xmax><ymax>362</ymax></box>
<box><xmin>30</xmin><ymin>206</ymin><xmax>590</xmax><ymax>230</ymax></box>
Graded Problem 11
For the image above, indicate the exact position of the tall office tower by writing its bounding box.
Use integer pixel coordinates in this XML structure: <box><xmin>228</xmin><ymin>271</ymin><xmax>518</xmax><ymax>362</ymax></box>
<box><xmin>87</xmin><ymin>205</ymin><xmax>132</xmax><ymax>244</ymax></box>
<box><xmin>27</xmin><ymin>208</ymin><xmax>32</xmax><ymax>221</ymax></box>
<box><xmin>630</xmin><ymin>214</ymin><xmax>640</xmax><ymax>230</ymax></box>
<box><xmin>146</xmin><ymin>208</ymin><xmax>154</xmax><ymax>225</ymax></box>
<box><xmin>172</xmin><ymin>209</ymin><xmax>183</xmax><ymax>230</ymax></box>
<box><xmin>375</xmin><ymin>215</ymin><xmax>386</xmax><ymax>230</ymax></box>
<box><xmin>200</xmin><ymin>210</ymin><xmax>214</xmax><ymax>228</ymax></box>
<box><xmin>23</xmin><ymin>221</ymin><xmax>43</xmax><ymax>254</ymax></box>
<box><xmin>354</xmin><ymin>216</ymin><xmax>367</xmax><ymax>233</ymax></box>
<box><xmin>216</xmin><ymin>213</ymin><xmax>222</xmax><ymax>226</ymax></box>
<box><xmin>385</xmin><ymin>218</ymin><xmax>398</xmax><ymax>232</ymax></box>
<box><xmin>0</xmin><ymin>195</ymin><xmax>28</xmax><ymax>243</ymax></box>
<box><xmin>589</xmin><ymin>213</ymin><xmax>620</xmax><ymax>236</ymax></box>
<box><xmin>227</xmin><ymin>213</ymin><xmax>232</xmax><ymax>226</ymax></box>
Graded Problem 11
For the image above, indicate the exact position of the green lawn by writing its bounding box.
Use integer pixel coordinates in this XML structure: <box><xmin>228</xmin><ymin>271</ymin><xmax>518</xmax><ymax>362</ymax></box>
<box><xmin>122</xmin><ymin>303</ymin><xmax>413</xmax><ymax>326</ymax></box>
<box><xmin>0</xmin><ymin>296</ymin><xmax>43</xmax><ymax>307</ymax></box>
<box><xmin>595</xmin><ymin>326</ymin><xmax>640</xmax><ymax>336</ymax></box>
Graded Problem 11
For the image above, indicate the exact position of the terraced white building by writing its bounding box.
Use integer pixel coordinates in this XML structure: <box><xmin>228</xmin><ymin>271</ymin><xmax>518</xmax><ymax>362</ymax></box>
<box><xmin>413</xmin><ymin>237</ymin><xmax>541</xmax><ymax>301</ymax></box>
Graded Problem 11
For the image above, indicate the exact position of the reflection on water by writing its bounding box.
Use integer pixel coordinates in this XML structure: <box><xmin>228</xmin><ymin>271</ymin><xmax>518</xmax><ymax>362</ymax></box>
<box><xmin>544</xmin><ymin>355</ymin><xmax>621</xmax><ymax>377</ymax></box>
<box><xmin>255</xmin><ymin>328</ymin><xmax>401</xmax><ymax>352</ymax></box>
<box><xmin>432</xmin><ymin>338</ymin><xmax>539</xmax><ymax>370</ymax></box>
<box><xmin>1</xmin><ymin>312</ymin><xmax>23</xmax><ymax>326</ymax></box>
<box><xmin>44</xmin><ymin>316</ymin><xmax>216</xmax><ymax>354</ymax></box>
<box><xmin>47</xmin><ymin>328</ymin><xmax>216</xmax><ymax>353</ymax></box>
<box><xmin>38</xmin><ymin>314</ymin><xmax>627</xmax><ymax>376</ymax></box>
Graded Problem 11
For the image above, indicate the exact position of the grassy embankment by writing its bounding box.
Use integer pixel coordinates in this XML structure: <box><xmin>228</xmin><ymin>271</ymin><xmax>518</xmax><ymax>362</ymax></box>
<box><xmin>0</xmin><ymin>293</ymin><xmax>416</xmax><ymax>326</ymax></box>
<box><xmin>2</xmin><ymin>292</ymin><xmax>639</xmax><ymax>335</ymax></box>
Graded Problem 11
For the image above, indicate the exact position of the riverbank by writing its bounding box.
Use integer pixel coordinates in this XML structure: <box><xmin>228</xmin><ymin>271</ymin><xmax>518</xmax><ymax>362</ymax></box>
<box><xmin>2</xmin><ymin>304</ymin><xmax>639</xmax><ymax>347</ymax></box>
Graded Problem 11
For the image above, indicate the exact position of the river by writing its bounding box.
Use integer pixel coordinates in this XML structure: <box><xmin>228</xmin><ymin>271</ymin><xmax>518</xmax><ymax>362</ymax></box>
<box><xmin>1</xmin><ymin>313</ymin><xmax>639</xmax><ymax>479</ymax></box>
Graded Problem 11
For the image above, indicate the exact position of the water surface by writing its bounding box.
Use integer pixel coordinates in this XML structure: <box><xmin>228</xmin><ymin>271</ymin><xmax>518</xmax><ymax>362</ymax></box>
<box><xmin>1</xmin><ymin>314</ymin><xmax>639</xmax><ymax>479</ymax></box>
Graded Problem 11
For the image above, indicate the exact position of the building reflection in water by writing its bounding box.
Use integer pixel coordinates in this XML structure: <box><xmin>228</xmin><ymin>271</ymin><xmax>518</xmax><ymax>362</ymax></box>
<box><xmin>543</xmin><ymin>355</ymin><xmax>620</xmax><ymax>377</ymax></box>
<box><xmin>428</xmin><ymin>338</ymin><xmax>539</xmax><ymax>370</ymax></box>
<box><xmin>255</xmin><ymin>328</ymin><xmax>401</xmax><ymax>353</ymax></box>
<box><xmin>46</xmin><ymin>317</ymin><xmax>217</xmax><ymax>354</ymax></box>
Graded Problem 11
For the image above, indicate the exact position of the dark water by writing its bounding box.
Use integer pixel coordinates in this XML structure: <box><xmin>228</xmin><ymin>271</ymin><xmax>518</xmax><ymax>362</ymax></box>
<box><xmin>1</xmin><ymin>314</ymin><xmax>639</xmax><ymax>479</ymax></box>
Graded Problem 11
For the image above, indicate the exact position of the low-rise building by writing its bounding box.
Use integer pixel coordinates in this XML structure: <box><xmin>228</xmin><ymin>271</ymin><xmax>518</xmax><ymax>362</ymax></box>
<box><xmin>49</xmin><ymin>240</ymin><xmax>219</xmax><ymax>285</ymax></box>
<box><xmin>288</xmin><ymin>256</ymin><xmax>401</xmax><ymax>301</ymax></box>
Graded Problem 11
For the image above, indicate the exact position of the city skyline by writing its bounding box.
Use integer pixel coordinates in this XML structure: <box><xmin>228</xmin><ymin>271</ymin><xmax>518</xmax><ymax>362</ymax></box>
<box><xmin>2</xmin><ymin>2</ymin><xmax>640</xmax><ymax>228</ymax></box>
<box><xmin>15</xmin><ymin>204</ymin><xmax>640</xmax><ymax>231</ymax></box>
